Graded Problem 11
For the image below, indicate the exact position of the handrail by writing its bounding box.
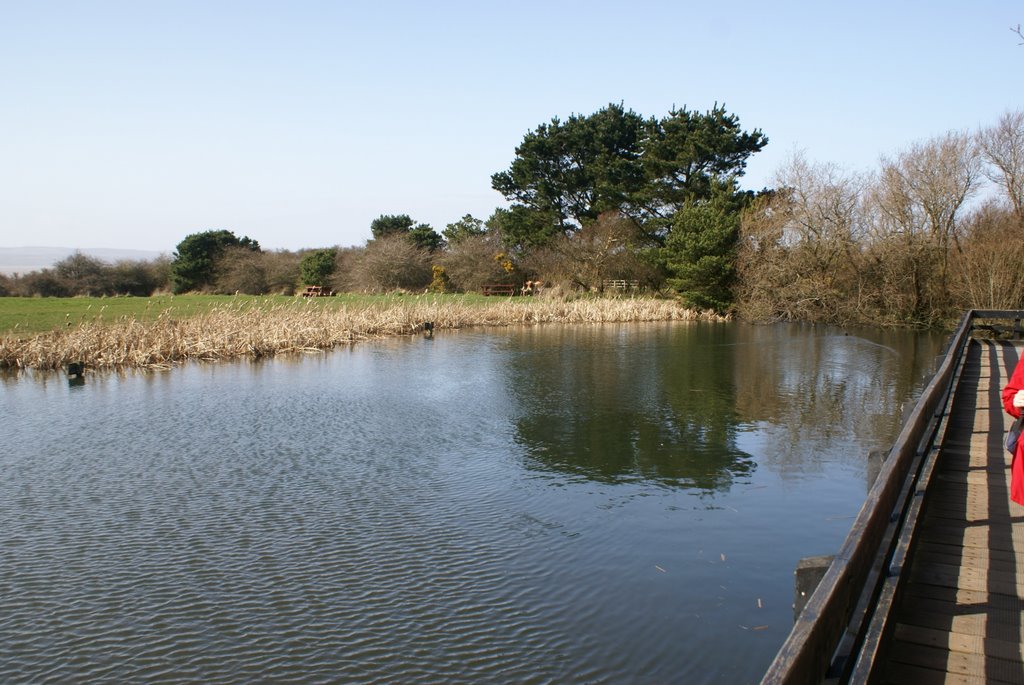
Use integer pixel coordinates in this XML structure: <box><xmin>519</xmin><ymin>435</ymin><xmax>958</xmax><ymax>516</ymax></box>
<box><xmin>760</xmin><ymin>310</ymin><xmax>1024</xmax><ymax>684</ymax></box>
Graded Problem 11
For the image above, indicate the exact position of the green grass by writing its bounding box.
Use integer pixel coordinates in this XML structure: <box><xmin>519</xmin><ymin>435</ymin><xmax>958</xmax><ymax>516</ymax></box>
<box><xmin>0</xmin><ymin>292</ymin><xmax>524</xmax><ymax>336</ymax></box>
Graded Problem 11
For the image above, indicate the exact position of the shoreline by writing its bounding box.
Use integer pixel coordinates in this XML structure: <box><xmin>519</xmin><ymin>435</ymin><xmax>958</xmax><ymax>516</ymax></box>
<box><xmin>1</xmin><ymin>297</ymin><xmax>725</xmax><ymax>371</ymax></box>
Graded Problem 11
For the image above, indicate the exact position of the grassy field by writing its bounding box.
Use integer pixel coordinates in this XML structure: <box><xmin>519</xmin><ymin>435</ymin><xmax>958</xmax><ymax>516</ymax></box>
<box><xmin>0</xmin><ymin>293</ymin><xmax>502</xmax><ymax>336</ymax></box>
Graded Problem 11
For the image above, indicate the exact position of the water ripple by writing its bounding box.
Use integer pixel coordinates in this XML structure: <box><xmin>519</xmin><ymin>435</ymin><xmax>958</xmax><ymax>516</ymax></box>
<box><xmin>0</xmin><ymin>325</ymin><xmax>943</xmax><ymax>683</ymax></box>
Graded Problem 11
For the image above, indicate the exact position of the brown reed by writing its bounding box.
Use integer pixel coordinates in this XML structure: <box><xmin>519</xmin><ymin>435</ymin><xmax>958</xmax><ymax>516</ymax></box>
<box><xmin>0</xmin><ymin>297</ymin><xmax>725</xmax><ymax>370</ymax></box>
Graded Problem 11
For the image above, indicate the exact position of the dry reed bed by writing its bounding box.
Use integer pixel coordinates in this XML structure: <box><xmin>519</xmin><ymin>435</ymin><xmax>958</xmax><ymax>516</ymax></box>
<box><xmin>0</xmin><ymin>298</ymin><xmax>724</xmax><ymax>370</ymax></box>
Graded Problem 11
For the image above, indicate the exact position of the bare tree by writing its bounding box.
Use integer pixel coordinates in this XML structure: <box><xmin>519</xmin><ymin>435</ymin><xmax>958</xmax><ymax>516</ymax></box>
<box><xmin>735</xmin><ymin>191</ymin><xmax>794</xmax><ymax>321</ymax></box>
<box><xmin>952</xmin><ymin>201</ymin><xmax>1024</xmax><ymax>309</ymax></box>
<box><xmin>776</xmin><ymin>153</ymin><xmax>867</xmax><ymax>270</ymax></box>
<box><xmin>555</xmin><ymin>212</ymin><xmax>650</xmax><ymax>292</ymax></box>
<box><xmin>978</xmin><ymin>110</ymin><xmax>1024</xmax><ymax>217</ymax></box>
<box><xmin>869</xmin><ymin>131</ymin><xmax>981</xmax><ymax>321</ymax></box>
<box><xmin>735</xmin><ymin>154</ymin><xmax>869</xmax><ymax>323</ymax></box>
<box><xmin>875</xmin><ymin>131</ymin><xmax>980</xmax><ymax>246</ymax></box>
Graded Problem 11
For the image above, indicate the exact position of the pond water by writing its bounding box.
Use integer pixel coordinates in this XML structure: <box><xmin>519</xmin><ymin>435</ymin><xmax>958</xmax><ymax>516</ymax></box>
<box><xmin>0</xmin><ymin>321</ymin><xmax>947</xmax><ymax>684</ymax></box>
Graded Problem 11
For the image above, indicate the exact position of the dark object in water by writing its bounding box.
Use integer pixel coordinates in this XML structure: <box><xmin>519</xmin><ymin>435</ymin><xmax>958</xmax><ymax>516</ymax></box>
<box><xmin>67</xmin><ymin>361</ymin><xmax>85</xmax><ymax>386</ymax></box>
<box><xmin>423</xmin><ymin>321</ymin><xmax>434</xmax><ymax>338</ymax></box>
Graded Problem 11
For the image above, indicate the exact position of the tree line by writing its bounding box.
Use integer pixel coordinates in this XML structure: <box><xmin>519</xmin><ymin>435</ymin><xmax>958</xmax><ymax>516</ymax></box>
<box><xmin>736</xmin><ymin>110</ymin><xmax>1024</xmax><ymax>326</ymax></box>
<box><xmin>4</xmin><ymin>104</ymin><xmax>1022</xmax><ymax>327</ymax></box>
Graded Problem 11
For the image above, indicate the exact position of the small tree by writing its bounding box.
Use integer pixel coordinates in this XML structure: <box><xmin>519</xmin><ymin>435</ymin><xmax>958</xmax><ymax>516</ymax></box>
<box><xmin>370</xmin><ymin>213</ymin><xmax>443</xmax><ymax>252</ymax></box>
<box><xmin>443</xmin><ymin>214</ymin><xmax>487</xmax><ymax>245</ymax></box>
<box><xmin>952</xmin><ymin>201</ymin><xmax>1024</xmax><ymax>309</ymax></box>
<box><xmin>428</xmin><ymin>265</ymin><xmax>451</xmax><ymax>293</ymax></box>
<box><xmin>299</xmin><ymin>248</ymin><xmax>337</xmax><ymax>286</ymax></box>
<box><xmin>370</xmin><ymin>214</ymin><xmax>415</xmax><ymax>239</ymax></box>
<box><xmin>408</xmin><ymin>224</ymin><xmax>444</xmax><ymax>252</ymax></box>
<box><xmin>663</xmin><ymin>188</ymin><xmax>743</xmax><ymax>312</ymax></box>
<box><xmin>54</xmin><ymin>252</ymin><xmax>109</xmax><ymax>295</ymax></box>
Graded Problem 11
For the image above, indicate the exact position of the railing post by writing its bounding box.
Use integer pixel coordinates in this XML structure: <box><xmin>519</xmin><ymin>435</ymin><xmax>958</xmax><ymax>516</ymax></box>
<box><xmin>794</xmin><ymin>555</ymin><xmax>835</xmax><ymax>622</ymax></box>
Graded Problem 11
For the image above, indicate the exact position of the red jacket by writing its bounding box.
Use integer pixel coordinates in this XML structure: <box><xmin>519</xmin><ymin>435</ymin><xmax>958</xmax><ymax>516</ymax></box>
<box><xmin>1000</xmin><ymin>358</ymin><xmax>1024</xmax><ymax>505</ymax></box>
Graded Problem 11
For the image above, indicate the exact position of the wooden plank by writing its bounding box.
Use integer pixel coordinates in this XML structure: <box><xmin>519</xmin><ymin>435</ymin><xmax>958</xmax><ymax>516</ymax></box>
<box><xmin>880</xmin><ymin>643</ymin><xmax>1024</xmax><ymax>683</ymax></box>
<box><xmin>893</xmin><ymin>622</ymin><xmax>1024</xmax><ymax>663</ymax></box>
<box><xmin>902</xmin><ymin>580</ymin><xmax>1024</xmax><ymax>611</ymax></box>
<box><xmin>881</xmin><ymin>660</ymin><xmax>986</xmax><ymax>685</ymax></box>
<box><xmin>916</xmin><ymin>526</ymin><xmax>1024</xmax><ymax>554</ymax></box>
<box><xmin>911</xmin><ymin>545</ymin><xmax>1024</xmax><ymax>575</ymax></box>
<box><xmin>897</xmin><ymin>599</ymin><xmax>1024</xmax><ymax>635</ymax></box>
<box><xmin>914</xmin><ymin>540</ymin><xmax>1022</xmax><ymax>566</ymax></box>
<box><xmin>896</xmin><ymin>596</ymin><xmax>1024</xmax><ymax>636</ymax></box>
<box><xmin>908</xmin><ymin>561</ymin><xmax>1024</xmax><ymax>598</ymax></box>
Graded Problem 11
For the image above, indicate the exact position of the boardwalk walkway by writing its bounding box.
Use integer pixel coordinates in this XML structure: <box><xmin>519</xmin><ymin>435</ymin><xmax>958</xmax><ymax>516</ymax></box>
<box><xmin>877</xmin><ymin>339</ymin><xmax>1024</xmax><ymax>684</ymax></box>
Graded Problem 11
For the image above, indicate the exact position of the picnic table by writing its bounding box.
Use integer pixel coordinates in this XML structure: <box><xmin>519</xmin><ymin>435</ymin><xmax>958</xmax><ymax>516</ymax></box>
<box><xmin>481</xmin><ymin>284</ymin><xmax>517</xmax><ymax>296</ymax></box>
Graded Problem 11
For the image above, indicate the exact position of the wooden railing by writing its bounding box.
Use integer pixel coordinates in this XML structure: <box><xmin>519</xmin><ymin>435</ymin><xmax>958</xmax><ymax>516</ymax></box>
<box><xmin>761</xmin><ymin>310</ymin><xmax>1024</xmax><ymax>684</ymax></box>
<box><xmin>602</xmin><ymin>279</ymin><xmax>640</xmax><ymax>290</ymax></box>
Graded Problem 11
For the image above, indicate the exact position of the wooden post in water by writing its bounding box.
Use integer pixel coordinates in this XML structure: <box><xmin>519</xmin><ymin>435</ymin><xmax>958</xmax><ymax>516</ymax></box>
<box><xmin>793</xmin><ymin>555</ymin><xmax>834</xmax><ymax>622</ymax></box>
<box><xmin>866</xmin><ymin>449</ymin><xmax>887</xmax><ymax>490</ymax></box>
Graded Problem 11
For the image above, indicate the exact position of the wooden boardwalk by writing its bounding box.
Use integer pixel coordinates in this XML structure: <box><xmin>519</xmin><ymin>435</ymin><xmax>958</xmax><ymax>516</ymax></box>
<box><xmin>877</xmin><ymin>339</ymin><xmax>1024</xmax><ymax>684</ymax></box>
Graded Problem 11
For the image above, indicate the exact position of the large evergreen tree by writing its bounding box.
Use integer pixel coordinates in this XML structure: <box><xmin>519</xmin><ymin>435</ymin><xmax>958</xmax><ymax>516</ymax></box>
<box><xmin>170</xmin><ymin>230</ymin><xmax>260</xmax><ymax>293</ymax></box>
<box><xmin>492</xmin><ymin>103</ymin><xmax>767</xmax><ymax>310</ymax></box>
<box><xmin>636</xmin><ymin>105</ymin><xmax>768</xmax><ymax>232</ymax></box>
<box><xmin>491</xmin><ymin>103</ymin><xmax>646</xmax><ymax>247</ymax></box>
<box><xmin>491</xmin><ymin>103</ymin><xmax>766</xmax><ymax>247</ymax></box>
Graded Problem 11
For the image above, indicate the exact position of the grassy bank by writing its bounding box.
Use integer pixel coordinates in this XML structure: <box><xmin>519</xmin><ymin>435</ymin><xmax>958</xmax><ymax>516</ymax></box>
<box><xmin>0</xmin><ymin>293</ymin><xmax>513</xmax><ymax>337</ymax></box>
<box><xmin>0</xmin><ymin>294</ymin><xmax>723</xmax><ymax>370</ymax></box>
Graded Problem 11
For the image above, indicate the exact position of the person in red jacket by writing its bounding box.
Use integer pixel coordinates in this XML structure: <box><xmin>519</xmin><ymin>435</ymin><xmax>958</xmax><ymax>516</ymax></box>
<box><xmin>1000</xmin><ymin>362</ymin><xmax>1024</xmax><ymax>505</ymax></box>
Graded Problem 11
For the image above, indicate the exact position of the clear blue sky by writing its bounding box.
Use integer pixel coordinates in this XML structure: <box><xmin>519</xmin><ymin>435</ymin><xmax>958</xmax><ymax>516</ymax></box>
<box><xmin>1</xmin><ymin>1</ymin><xmax>1019</xmax><ymax>253</ymax></box>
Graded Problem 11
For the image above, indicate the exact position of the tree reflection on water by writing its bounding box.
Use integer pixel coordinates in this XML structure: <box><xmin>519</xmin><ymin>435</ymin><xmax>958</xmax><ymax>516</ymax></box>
<box><xmin>505</xmin><ymin>323</ymin><xmax>756</xmax><ymax>491</ymax></box>
<box><xmin>504</xmin><ymin>321</ymin><xmax>946</xmax><ymax>491</ymax></box>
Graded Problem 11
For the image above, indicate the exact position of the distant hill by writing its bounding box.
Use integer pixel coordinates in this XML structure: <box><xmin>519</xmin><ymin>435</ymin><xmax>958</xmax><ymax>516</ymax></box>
<box><xmin>0</xmin><ymin>247</ymin><xmax>166</xmax><ymax>275</ymax></box>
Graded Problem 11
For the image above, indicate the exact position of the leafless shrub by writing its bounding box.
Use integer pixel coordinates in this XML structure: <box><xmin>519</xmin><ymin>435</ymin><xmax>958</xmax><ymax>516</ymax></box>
<box><xmin>440</xmin><ymin>232</ymin><xmax>515</xmax><ymax>292</ymax></box>
<box><xmin>107</xmin><ymin>257</ymin><xmax>170</xmax><ymax>296</ymax></box>
<box><xmin>17</xmin><ymin>269</ymin><xmax>72</xmax><ymax>297</ymax></box>
<box><xmin>262</xmin><ymin>250</ymin><xmax>302</xmax><ymax>294</ymax></box>
<box><xmin>516</xmin><ymin>212</ymin><xmax>659</xmax><ymax>294</ymax></box>
<box><xmin>213</xmin><ymin>246</ymin><xmax>268</xmax><ymax>294</ymax></box>
<box><xmin>950</xmin><ymin>201</ymin><xmax>1024</xmax><ymax>309</ymax></box>
<box><xmin>348</xmin><ymin>235</ymin><xmax>432</xmax><ymax>292</ymax></box>
<box><xmin>328</xmin><ymin>246</ymin><xmax>364</xmax><ymax>292</ymax></box>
